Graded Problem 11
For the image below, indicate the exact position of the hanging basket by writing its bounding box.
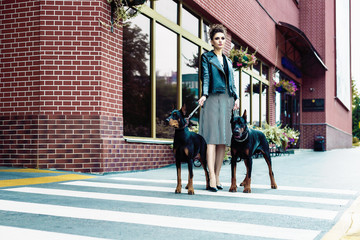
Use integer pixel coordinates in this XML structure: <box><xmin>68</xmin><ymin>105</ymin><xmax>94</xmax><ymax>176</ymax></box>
<box><xmin>122</xmin><ymin>0</ymin><xmax>146</xmax><ymax>7</ymax></box>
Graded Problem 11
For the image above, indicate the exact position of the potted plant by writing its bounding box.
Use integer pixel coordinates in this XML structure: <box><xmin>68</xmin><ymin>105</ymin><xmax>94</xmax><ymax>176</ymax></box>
<box><xmin>245</xmin><ymin>82</ymin><xmax>265</xmax><ymax>94</ymax></box>
<box><xmin>254</xmin><ymin>124</ymin><xmax>300</xmax><ymax>151</ymax></box>
<box><xmin>229</xmin><ymin>46</ymin><xmax>257</xmax><ymax>71</ymax></box>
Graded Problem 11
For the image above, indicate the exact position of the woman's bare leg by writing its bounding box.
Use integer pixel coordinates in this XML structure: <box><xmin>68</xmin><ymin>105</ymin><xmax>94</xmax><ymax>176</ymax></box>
<box><xmin>215</xmin><ymin>144</ymin><xmax>226</xmax><ymax>186</ymax></box>
<box><xmin>207</xmin><ymin>144</ymin><xmax>216</xmax><ymax>188</ymax></box>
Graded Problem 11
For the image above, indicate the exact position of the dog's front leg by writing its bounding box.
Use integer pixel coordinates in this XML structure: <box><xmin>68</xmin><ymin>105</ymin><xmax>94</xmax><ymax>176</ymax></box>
<box><xmin>243</xmin><ymin>158</ymin><xmax>252</xmax><ymax>193</ymax></box>
<box><xmin>187</xmin><ymin>159</ymin><xmax>195</xmax><ymax>195</ymax></box>
<box><xmin>175</xmin><ymin>159</ymin><xmax>182</xmax><ymax>194</ymax></box>
<box><xmin>229</xmin><ymin>154</ymin><xmax>238</xmax><ymax>192</ymax></box>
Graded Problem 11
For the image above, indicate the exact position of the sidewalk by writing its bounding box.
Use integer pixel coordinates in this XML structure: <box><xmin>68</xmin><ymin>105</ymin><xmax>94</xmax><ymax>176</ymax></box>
<box><xmin>1</xmin><ymin>147</ymin><xmax>360</xmax><ymax>239</ymax></box>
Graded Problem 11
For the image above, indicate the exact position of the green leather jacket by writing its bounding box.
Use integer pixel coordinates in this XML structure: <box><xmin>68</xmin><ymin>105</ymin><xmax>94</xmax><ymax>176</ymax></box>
<box><xmin>201</xmin><ymin>51</ymin><xmax>239</xmax><ymax>100</ymax></box>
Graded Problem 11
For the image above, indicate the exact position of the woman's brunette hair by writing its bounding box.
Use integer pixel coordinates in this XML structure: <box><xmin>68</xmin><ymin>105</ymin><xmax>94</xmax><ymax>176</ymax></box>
<box><xmin>209</xmin><ymin>24</ymin><xmax>227</xmax><ymax>40</ymax></box>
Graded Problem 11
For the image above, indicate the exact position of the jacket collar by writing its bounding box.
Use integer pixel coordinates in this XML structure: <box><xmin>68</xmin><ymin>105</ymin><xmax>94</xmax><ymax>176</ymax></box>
<box><xmin>208</xmin><ymin>51</ymin><xmax>233</xmax><ymax>75</ymax></box>
<box><xmin>208</xmin><ymin>51</ymin><xmax>225</xmax><ymax>73</ymax></box>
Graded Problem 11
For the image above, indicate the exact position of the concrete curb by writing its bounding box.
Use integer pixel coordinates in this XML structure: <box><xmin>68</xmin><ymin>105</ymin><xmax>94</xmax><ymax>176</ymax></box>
<box><xmin>322</xmin><ymin>195</ymin><xmax>360</xmax><ymax>240</ymax></box>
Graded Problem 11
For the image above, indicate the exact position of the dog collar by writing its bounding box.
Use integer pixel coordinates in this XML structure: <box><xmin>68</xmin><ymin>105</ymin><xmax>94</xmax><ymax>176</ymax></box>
<box><xmin>234</xmin><ymin>132</ymin><xmax>249</xmax><ymax>143</ymax></box>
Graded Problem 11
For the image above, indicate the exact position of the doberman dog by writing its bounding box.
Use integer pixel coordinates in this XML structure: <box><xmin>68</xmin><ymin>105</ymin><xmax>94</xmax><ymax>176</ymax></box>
<box><xmin>229</xmin><ymin>110</ymin><xmax>277</xmax><ymax>193</ymax></box>
<box><xmin>166</xmin><ymin>105</ymin><xmax>210</xmax><ymax>195</ymax></box>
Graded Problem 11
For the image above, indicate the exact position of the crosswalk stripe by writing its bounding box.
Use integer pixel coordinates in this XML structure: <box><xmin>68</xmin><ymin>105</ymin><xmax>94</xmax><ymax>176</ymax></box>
<box><xmin>62</xmin><ymin>180</ymin><xmax>349</xmax><ymax>206</ymax></box>
<box><xmin>0</xmin><ymin>226</ymin><xmax>107</xmax><ymax>240</ymax></box>
<box><xmin>3</xmin><ymin>187</ymin><xmax>338</xmax><ymax>220</ymax></box>
<box><xmin>111</xmin><ymin>177</ymin><xmax>358</xmax><ymax>195</ymax></box>
<box><xmin>0</xmin><ymin>199</ymin><xmax>320</xmax><ymax>240</ymax></box>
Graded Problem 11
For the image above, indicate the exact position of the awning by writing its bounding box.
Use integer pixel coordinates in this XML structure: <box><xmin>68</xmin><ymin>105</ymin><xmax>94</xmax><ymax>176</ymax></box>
<box><xmin>276</xmin><ymin>21</ymin><xmax>327</xmax><ymax>76</ymax></box>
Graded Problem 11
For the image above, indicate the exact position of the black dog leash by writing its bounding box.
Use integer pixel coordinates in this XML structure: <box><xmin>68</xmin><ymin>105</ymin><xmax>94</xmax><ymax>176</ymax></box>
<box><xmin>185</xmin><ymin>104</ymin><xmax>201</xmax><ymax>125</ymax></box>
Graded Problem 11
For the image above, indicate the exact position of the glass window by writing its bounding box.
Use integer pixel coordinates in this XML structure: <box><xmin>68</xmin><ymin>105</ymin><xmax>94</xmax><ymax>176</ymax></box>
<box><xmin>262</xmin><ymin>64</ymin><xmax>269</xmax><ymax>80</ymax></box>
<box><xmin>182</xmin><ymin>7</ymin><xmax>199</xmax><ymax>37</ymax></box>
<box><xmin>241</xmin><ymin>72</ymin><xmax>251</xmax><ymax>118</ymax></box>
<box><xmin>123</xmin><ymin>14</ymin><xmax>151</xmax><ymax>137</ymax></box>
<box><xmin>274</xmin><ymin>71</ymin><xmax>281</xmax><ymax>125</ymax></box>
<box><xmin>253</xmin><ymin>62</ymin><xmax>260</xmax><ymax>76</ymax></box>
<box><xmin>156</xmin><ymin>24</ymin><xmax>178</xmax><ymax>138</ymax></box>
<box><xmin>261</xmin><ymin>83</ymin><xmax>268</xmax><ymax>125</ymax></box>
<box><xmin>156</xmin><ymin>0</ymin><xmax>178</xmax><ymax>24</ymax></box>
<box><xmin>182</xmin><ymin>38</ymin><xmax>199</xmax><ymax>123</ymax></box>
<box><xmin>202</xmin><ymin>22</ymin><xmax>210</xmax><ymax>44</ymax></box>
<box><xmin>233</xmin><ymin>69</ymin><xmax>240</xmax><ymax>99</ymax></box>
<box><xmin>252</xmin><ymin>78</ymin><xmax>260</xmax><ymax>126</ymax></box>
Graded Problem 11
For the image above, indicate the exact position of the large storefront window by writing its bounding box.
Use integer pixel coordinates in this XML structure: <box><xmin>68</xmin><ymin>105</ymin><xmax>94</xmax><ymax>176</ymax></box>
<box><xmin>156</xmin><ymin>24</ymin><xmax>177</xmax><ymax>139</ymax></box>
<box><xmin>123</xmin><ymin>14</ymin><xmax>151</xmax><ymax>137</ymax></box>
<box><xmin>182</xmin><ymin>38</ymin><xmax>199</xmax><ymax>123</ymax></box>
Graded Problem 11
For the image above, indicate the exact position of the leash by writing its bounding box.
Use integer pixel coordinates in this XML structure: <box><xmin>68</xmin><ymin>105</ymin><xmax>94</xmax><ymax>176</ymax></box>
<box><xmin>185</xmin><ymin>104</ymin><xmax>201</xmax><ymax>126</ymax></box>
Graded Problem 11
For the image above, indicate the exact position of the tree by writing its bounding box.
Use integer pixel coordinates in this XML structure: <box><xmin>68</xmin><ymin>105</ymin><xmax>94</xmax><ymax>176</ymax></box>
<box><xmin>352</xmin><ymin>79</ymin><xmax>360</xmax><ymax>138</ymax></box>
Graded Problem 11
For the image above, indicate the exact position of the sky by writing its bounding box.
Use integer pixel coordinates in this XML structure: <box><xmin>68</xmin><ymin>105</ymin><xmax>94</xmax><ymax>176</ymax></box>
<box><xmin>352</xmin><ymin>0</ymin><xmax>360</xmax><ymax>89</ymax></box>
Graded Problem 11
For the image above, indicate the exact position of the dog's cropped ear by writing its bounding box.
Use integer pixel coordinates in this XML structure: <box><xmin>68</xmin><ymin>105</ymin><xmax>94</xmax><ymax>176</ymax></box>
<box><xmin>242</xmin><ymin>110</ymin><xmax>247</xmax><ymax>122</ymax></box>
<box><xmin>180</xmin><ymin>104</ymin><xmax>186</xmax><ymax>116</ymax></box>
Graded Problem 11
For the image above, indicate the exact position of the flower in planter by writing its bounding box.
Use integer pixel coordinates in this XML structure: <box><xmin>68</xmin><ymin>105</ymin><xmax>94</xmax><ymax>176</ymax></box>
<box><xmin>254</xmin><ymin>124</ymin><xmax>300</xmax><ymax>150</ymax></box>
<box><xmin>274</xmin><ymin>79</ymin><xmax>298</xmax><ymax>96</ymax></box>
<box><xmin>229</xmin><ymin>46</ymin><xmax>257</xmax><ymax>71</ymax></box>
<box><xmin>108</xmin><ymin>0</ymin><xmax>148</xmax><ymax>25</ymax></box>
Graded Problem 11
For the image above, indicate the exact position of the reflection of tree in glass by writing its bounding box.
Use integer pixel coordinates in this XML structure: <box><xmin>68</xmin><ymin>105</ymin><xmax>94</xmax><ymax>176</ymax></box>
<box><xmin>123</xmin><ymin>23</ymin><xmax>151</xmax><ymax>137</ymax></box>
<box><xmin>156</xmin><ymin>76</ymin><xmax>177</xmax><ymax>139</ymax></box>
<box><xmin>182</xmin><ymin>53</ymin><xmax>199</xmax><ymax>123</ymax></box>
<box><xmin>184</xmin><ymin>53</ymin><xmax>199</xmax><ymax>70</ymax></box>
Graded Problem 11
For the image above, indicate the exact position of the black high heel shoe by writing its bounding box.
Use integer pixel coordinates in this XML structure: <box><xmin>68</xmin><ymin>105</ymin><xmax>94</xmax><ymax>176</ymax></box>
<box><xmin>216</xmin><ymin>184</ymin><xmax>223</xmax><ymax>190</ymax></box>
<box><xmin>208</xmin><ymin>186</ymin><xmax>218</xmax><ymax>192</ymax></box>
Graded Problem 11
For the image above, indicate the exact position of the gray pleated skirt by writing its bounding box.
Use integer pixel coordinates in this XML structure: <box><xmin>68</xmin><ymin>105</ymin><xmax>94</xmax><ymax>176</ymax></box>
<box><xmin>199</xmin><ymin>92</ymin><xmax>234</xmax><ymax>146</ymax></box>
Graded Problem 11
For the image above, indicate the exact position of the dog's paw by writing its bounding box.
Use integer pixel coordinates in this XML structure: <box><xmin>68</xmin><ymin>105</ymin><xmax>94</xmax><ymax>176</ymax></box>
<box><xmin>271</xmin><ymin>184</ymin><xmax>277</xmax><ymax>189</ymax></box>
<box><xmin>229</xmin><ymin>186</ymin><xmax>237</xmax><ymax>192</ymax></box>
<box><xmin>243</xmin><ymin>187</ymin><xmax>251</xmax><ymax>193</ymax></box>
<box><xmin>187</xmin><ymin>189</ymin><xmax>195</xmax><ymax>195</ymax></box>
<box><xmin>175</xmin><ymin>187</ymin><xmax>182</xmax><ymax>194</ymax></box>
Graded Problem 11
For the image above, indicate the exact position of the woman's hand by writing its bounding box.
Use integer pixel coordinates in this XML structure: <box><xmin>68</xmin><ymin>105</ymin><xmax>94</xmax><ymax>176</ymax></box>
<box><xmin>233</xmin><ymin>99</ymin><xmax>240</xmax><ymax>110</ymax></box>
<box><xmin>198</xmin><ymin>96</ymin><xmax>207</xmax><ymax>107</ymax></box>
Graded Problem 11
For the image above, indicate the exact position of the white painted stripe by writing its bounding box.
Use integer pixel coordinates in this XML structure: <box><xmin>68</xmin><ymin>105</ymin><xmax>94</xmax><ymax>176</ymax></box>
<box><xmin>0</xmin><ymin>225</ymin><xmax>107</xmax><ymax>240</ymax></box>
<box><xmin>111</xmin><ymin>176</ymin><xmax>358</xmax><ymax>195</ymax></box>
<box><xmin>62</xmin><ymin>180</ymin><xmax>349</xmax><ymax>206</ymax></box>
<box><xmin>0</xmin><ymin>199</ymin><xmax>320</xmax><ymax>240</ymax></box>
<box><xmin>4</xmin><ymin>187</ymin><xmax>338</xmax><ymax>220</ymax></box>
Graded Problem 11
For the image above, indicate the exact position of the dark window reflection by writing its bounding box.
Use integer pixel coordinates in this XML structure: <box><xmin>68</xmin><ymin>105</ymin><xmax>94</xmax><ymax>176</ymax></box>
<box><xmin>262</xmin><ymin>64</ymin><xmax>269</xmax><ymax>80</ymax></box>
<box><xmin>123</xmin><ymin>14</ymin><xmax>151</xmax><ymax>137</ymax></box>
<box><xmin>253</xmin><ymin>62</ymin><xmax>260</xmax><ymax>76</ymax></box>
<box><xmin>156</xmin><ymin>24</ymin><xmax>177</xmax><ymax>138</ymax></box>
<box><xmin>252</xmin><ymin>78</ymin><xmax>260</xmax><ymax>126</ymax></box>
<box><xmin>203</xmin><ymin>22</ymin><xmax>210</xmax><ymax>44</ymax></box>
<box><xmin>241</xmin><ymin>72</ymin><xmax>251</xmax><ymax>117</ymax></box>
<box><xmin>182</xmin><ymin>38</ymin><xmax>199</xmax><ymax>124</ymax></box>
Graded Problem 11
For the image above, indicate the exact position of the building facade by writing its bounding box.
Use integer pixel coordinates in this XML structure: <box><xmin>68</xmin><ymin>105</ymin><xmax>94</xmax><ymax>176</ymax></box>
<box><xmin>0</xmin><ymin>0</ymin><xmax>352</xmax><ymax>173</ymax></box>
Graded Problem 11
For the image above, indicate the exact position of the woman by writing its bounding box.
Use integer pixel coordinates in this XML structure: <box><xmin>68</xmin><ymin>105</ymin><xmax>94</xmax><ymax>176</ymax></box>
<box><xmin>198</xmin><ymin>24</ymin><xmax>240</xmax><ymax>192</ymax></box>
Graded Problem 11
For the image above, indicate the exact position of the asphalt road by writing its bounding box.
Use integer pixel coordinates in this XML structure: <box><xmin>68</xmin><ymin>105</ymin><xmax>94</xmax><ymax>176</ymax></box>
<box><xmin>0</xmin><ymin>148</ymin><xmax>360</xmax><ymax>240</ymax></box>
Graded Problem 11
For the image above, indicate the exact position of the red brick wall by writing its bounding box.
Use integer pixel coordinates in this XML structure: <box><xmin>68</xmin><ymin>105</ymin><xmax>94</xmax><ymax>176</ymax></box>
<box><xmin>1</xmin><ymin>0</ymin><xmax>174</xmax><ymax>173</ymax></box>
<box><xmin>299</xmin><ymin>0</ymin><xmax>352</xmax><ymax>149</ymax></box>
